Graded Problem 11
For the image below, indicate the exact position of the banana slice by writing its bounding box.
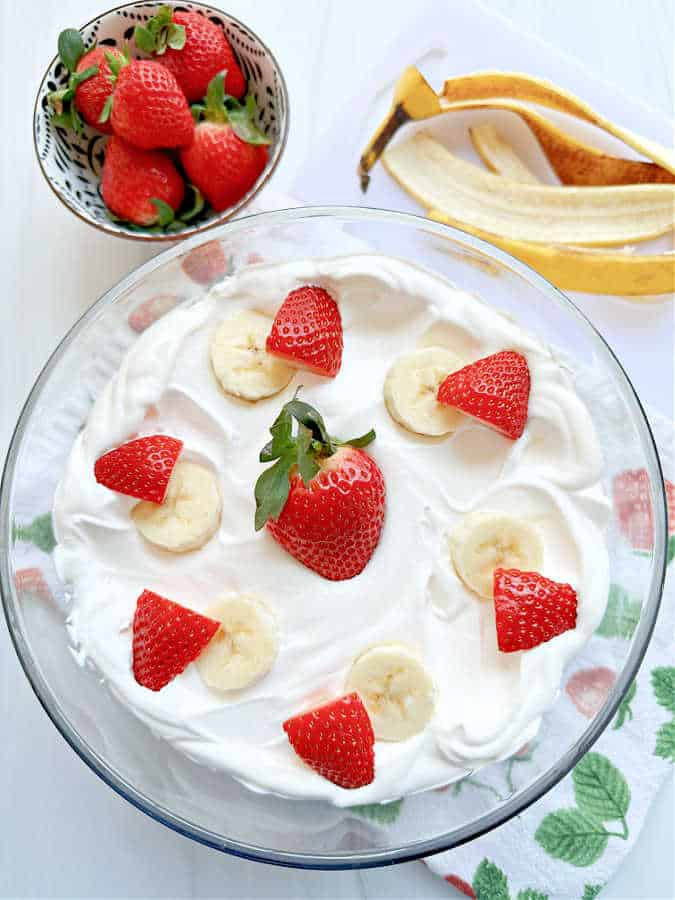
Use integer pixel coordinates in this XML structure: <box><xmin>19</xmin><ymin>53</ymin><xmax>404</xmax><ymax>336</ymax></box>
<box><xmin>132</xmin><ymin>461</ymin><xmax>221</xmax><ymax>552</ymax></box>
<box><xmin>210</xmin><ymin>310</ymin><xmax>294</xmax><ymax>401</ymax></box>
<box><xmin>345</xmin><ymin>643</ymin><xmax>435</xmax><ymax>741</ymax></box>
<box><xmin>449</xmin><ymin>510</ymin><xmax>544</xmax><ymax>599</ymax></box>
<box><xmin>196</xmin><ymin>594</ymin><xmax>277</xmax><ymax>690</ymax></box>
<box><xmin>384</xmin><ymin>347</ymin><xmax>465</xmax><ymax>436</ymax></box>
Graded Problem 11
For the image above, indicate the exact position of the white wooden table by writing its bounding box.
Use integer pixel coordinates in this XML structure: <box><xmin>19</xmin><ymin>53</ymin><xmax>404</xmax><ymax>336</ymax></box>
<box><xmin>1</xmin><ymin>0</ymin><xmax>673</xmax><ymax>896</ymax></box>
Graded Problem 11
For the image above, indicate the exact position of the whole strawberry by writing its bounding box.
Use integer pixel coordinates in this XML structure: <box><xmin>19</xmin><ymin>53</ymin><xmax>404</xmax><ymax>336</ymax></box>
<box><xmin>494</xmin><ymin>568</ymin><xmax>577</xmax><ymax>652</ymax></box>
<box><xmin>48</xmin><ymin>29</ymin><xmax>126</xmax><ymax>135</ymax></box>
<box><xmin>102</xmin><ymin>57</ymin><xmax>194</xmax><ymax>150</ymax></box>
<box><xmin>94</xmin><ymin>434</ymin><xmax>183</xmax><ymax>503</ymax></box>
<box><xmin>135</xmin><ymin>6</ymin><xmax>246</xmax><ymax>102</ymax></box>
<box><xmin>101</xmin><ymin>137</ymin><xmax>184</xmax><ymax>227</ymax></box>
<box><xmin>254</xmin><ymin>396</ymin><xmax>385</xmax><ymax>580</ymax></box>
<box><xmin>283</xmin><ymin>693</ymin><xmax>375</xmax><ymax>789</ymax></box>
<box><xmin>437</xmin><ymin>350</ymin><xmax>531</xmax><ymax>440</ymax></box>
<box><xmin>267</xmin><ymin>286</ymin><xmax>343</xmax><ymax>377</ymax></box>
<box><xmin>132</xmin><ymin>589</ymin><xmax>220</xmax><ymax>691</ymax></box>
<box><xmin>181</xmin><ymin>73</ymin><xmax>270</xmax><ymax>212</ymax></box>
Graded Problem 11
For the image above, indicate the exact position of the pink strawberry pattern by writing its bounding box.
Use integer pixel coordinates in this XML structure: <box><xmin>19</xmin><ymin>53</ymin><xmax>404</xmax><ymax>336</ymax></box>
<box><xmin>128</xmin><ymin>294</ymin><xmax>180</xmax><ymax>333</ymax></box>
<box><xmin>14</xmin><ymin>567</ymin><xmax>53</xmax><ymax>603</ymax></box>
<box><xmin>565</xmin><ymin>667</ymin><xmax>616</xmax><ymax>718</ymax></box>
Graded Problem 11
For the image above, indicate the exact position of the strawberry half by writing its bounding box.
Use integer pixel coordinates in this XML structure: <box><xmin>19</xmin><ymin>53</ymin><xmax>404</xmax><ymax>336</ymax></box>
<box><xmin>494</xmin><ymin>568</ymin><xmax>577</xmax><ymax>653</ymax></box>
<box><xmin>132</xmin><ymin>589</ymin><xmax>219</xmax><ymax>691</ymax></box>
<box><xmin>266</xmin><ymin>286</ymin><xmax>343</xmax><ymax>377</ymax></box>
<box><xmin>135</xmin><ymin>7</ymin><xmax>246</xmax><ymax>102</ymax></box>
<box><xmin>437</xmin><ymin>350</ymin><xmax>530</xmax><ymax>440</ymax></box>
<box><xmin>94</xmin><ymin>435</ymin><xmax>183</xmax><ymax>503</ymax></box>
<box><xmin>283</xmin><ymin>693</ymin><xmax>375</xmax><ymax>789</ymax></box>
<box><xmin>101</xmin><ymin>137</ymin><xmax>185</xmax><ymax>227</ymax></box>
<box><xmin>180</xmin><ymin>73</ymin><xmax>270</xmax><ymax>212</ymax></box>
<box><xmin>254</xmin><ymin>395</ymin><xmax>385</xmax><ymax>580</ymax></box>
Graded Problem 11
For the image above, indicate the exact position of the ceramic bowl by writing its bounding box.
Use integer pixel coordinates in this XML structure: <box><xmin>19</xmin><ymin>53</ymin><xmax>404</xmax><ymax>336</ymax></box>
<box><xmin>33</xmin><ymin>1</ymin><xmax>289</xmax><ymax>241</ymax></box>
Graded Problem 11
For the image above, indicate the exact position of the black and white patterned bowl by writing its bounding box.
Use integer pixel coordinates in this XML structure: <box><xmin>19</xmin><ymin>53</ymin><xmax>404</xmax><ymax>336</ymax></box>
<box><xmin>33</xmin><ymin>1</ymin><xmax>289</xmax><ymax>241</ymax></box>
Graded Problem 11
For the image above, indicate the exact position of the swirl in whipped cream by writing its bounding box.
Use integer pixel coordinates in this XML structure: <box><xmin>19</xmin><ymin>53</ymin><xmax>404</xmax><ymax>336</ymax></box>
<box><xmin>54</xmin><ymin>254</ymin><xmax>609</xmax><ymax>805</ymax></box>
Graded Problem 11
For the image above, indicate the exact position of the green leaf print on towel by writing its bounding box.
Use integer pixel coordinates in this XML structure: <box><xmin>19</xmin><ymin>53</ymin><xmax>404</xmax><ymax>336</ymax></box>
<box><xmin>535</xmin><ymin>752</ymin><xmax>630</xmax><ymax>866</ymax></box>
<box><xmin>596</xmin><ymin>585</ymin><xmax>640</xmax><ymax>640</ymax></box>
<box><xmin>349</xmin><ymin>799</ymin><xmax>402</xmax><ymax>824</ymax></box>
<box><xmin>652</xmin><ymin>667</ymin><xmax>675</xmax><ymax>762</ymax></box>
<box><xmin>470</xmin><ymin>859</ymin><xmax>548</xmax><ymax>900</ymax></box>
<box><xmin>12</xmin><ymin>512</ymin><xmax>56</xmax><ymax>554</ymax></box>
<box><xmin>613</xmin><ymin>679</ymin><xmax>637</xmax><ymax>730</ymax></box>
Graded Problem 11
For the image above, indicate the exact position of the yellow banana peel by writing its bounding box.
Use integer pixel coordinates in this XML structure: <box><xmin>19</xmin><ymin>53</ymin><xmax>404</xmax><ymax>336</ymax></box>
<box><xmin>469</xmin><ymin>124</ymin><xmax>541</xmax><ymax>184</ymax></box>
<box><xmin>382</xmin><ymin>132</ymin><xmax>675</xmax><ymax>247</ymax></box>
<box><xmin>427</xmin><ymin>209</ymin><xmax>675</xmax><ymax>297</ymax></box>
<box><xmin>360</xmin><ymin>66</ymin><xmax>675</xmax><ymax>295</ymax></box>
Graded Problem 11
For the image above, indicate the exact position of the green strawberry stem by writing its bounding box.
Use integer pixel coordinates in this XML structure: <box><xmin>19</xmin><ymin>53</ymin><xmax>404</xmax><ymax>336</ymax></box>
<box><xmin>48</xmin><ymin>29</ymin><xmax>100</xmax><ymax>135</ymax></box>
<box><xmin>254</xmin><ymin>392</ymin><xmax>376</xmax><ymax>531</ymax></box>
<box><xmin>97</xmin><ymin>47</ymin><xmax>130</xmax><ymax>124</ymax></box>
<box><xmin>192</xmin><ymin>72</ymin><xmax>272</xmax><ymax>146</ymax></box>
<box><xmin>134</xmin><ymin>6</ymin><xmax>186</xmax><ymax>55</ymax></box>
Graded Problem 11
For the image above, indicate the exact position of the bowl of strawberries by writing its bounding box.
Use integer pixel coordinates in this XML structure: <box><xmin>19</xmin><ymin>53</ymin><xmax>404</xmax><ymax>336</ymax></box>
<box><xmin>33</xmin><ymin>2</ymin><xmax>288</xmax><ymax>240</ymax></box>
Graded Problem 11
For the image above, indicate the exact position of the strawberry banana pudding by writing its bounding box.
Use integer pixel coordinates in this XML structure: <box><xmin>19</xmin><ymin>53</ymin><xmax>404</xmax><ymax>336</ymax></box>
<box><xmin>53</xmin><ymin>254</ymin><xmax>609</xmax><ymax>805</ymax></box>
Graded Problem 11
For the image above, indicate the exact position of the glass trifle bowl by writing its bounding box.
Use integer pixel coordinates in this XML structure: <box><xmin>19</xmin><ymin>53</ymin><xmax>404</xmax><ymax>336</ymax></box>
<box><xmin>1</xmin><ymin>207</ymin><xmax>667</xmax><ymax>868</ymax></box>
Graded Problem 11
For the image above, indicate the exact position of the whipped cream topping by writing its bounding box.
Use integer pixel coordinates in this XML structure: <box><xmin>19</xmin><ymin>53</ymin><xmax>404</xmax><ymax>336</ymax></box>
<box><xmin>53</xmin><ymin>254</ymin><xmax>609</xmax><ymax>805</ymax></box>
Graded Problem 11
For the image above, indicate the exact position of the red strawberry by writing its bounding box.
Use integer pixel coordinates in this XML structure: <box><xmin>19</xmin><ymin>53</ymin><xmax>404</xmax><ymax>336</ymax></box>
<box><xmin>266</xmin><ymin>286</ymin><xmax>343</xmax><ymax>377</ymax></box>
<box><xmin>135</xmin><ymin>7</ymin><xmax>246</xmax><ymax>102</ymax></box>
<box><xmin>565</xmin><ymin>667</ymin><xmax>616</xmax><ymax>718</ymax></box>
<box><xmin>437</xmin><ymin>350</ymin><xmax>530</xmax><ymax>440</ymax></box>
<box><xmin>73</xmin><ymin>47</ymin><xmax>126</xmax><ymax>133</ymax></box>
<box><xmin>128</xmin><ymin>294</ymin><xmax>180</xmax><ymax>333</ymax></box>
<box><xmin>107</xmin><ymin>59</ymin><xmax>194</xmax><ymax>150</ymax></box>
<box><xmin>48</xmin><ymin>30</ymin><xmax>126</xmax><ymax>135</ymax></box>
<box><xmin>283</xmin><ymin>693</ymin><xmax>375</xmax><ymax>789</ymax></box>
<box><xmin>613</xmin><ymin>468</ymin><xmax>675</xmax><ymax>551</ymax></box>
<box><xmin>255</xmin><ymin>397</ymin><xmax>385</xmax><ymax>580</ymax></box>
<box><xmin>101</xmin><ymin>137</ymin><xmax>184</xmax><ymax>227</ymax></box>
<box><xmin>94</xmin><ymin>434</ymin><xmax>183</xmax><ymax>503</ymax></box>
<box><xmin>132</xmin><ymin>589</ymin><xmax>219</xmax><ymax>691</ymax></box>
<box><xmin>494</xmin><ymin>568</ymin><xmax>577</xmax><ymax>652</ymax></box>
<box><xmin>445</xmin><ymin>875</ymin><xmax>477</xmax><ymax>898</ymax></box>
<box><xmin>181</xmin><ymin>240</ymin><xmax>230</xmax><ymax>285</ymax></box>
<box><xmin>180</xmin><ymin>73</ymin><xmax>270</xmax><ymax>212</ymax></box>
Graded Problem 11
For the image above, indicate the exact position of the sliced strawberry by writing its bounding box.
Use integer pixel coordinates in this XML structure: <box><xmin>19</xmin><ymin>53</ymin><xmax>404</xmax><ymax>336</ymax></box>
<box><xmin>283</xmin><ymin>693</ymin><xmax>375</xmax><ymax>789</ymax></box>
<box><xmin>94</xmin><ymin>435</ymin><xmax>183</xmax><ymax>503</ymax></box>
<box><xmin>437</xmin><ymin>350</ymin><xmax>530</xmax><ymax>440</ymax></box>
<box><xmin>132</xmin><ymin>589</ymin><xmax>219</xmax><ymax>691</ymax></box>
<box><xmin>266</xmin><ymin>286</ymin><xmax>343</xmax><ymax>377</ymax></box>
<box><xmin>494</xmin><ymin>568</ymin><xmax>577</xmax><ymax>652</ymax></box>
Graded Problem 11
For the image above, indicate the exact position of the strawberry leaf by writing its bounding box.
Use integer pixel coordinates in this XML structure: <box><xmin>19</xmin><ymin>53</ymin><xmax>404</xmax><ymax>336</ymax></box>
<box><xmin>167</xmin><ymin>23</ymin><xmax>186</xmax><ymax>50</ymax></box>
<box><xmin>98</xmin><ymin>93</ymin><xmax>113</xmax><ymax>123</ymax></box>
<box><xmin>150</xmin><ymin>198</ymin><xmax>175</xmax><ymax>227</ymax></box>
<box><xmin>338</xmin><ymin>429</ymin><xmax>376</xmax><ymax>449</ymax></box>
<box><xmin>178</xmin><ymin>184</ymin><xmax>205</xmax><ymax>223</ymax></box>
<box><xmin>254</xmin><ymin>453</ymin><xmax>293</xmax><ymax>531</ymax></box>
<box><xmin>134</xmin><ymin>25</ymin><xmax>156</xmax><ymax>54</ymax></box>
<box><xmin>284</xmin><ymin>398</ymin><xmax>333</xmax><ymax>450</ymax></box>
<box><xmin>297</xmin><ymin>423</ymin><xmax>320</xmax><ymax>485</ymax></box>
<box><xmin>58</xmin><ymin>28</ymin><xmax>84</xmax><ymax>73</ymax></box>
<box><xmin>227</xmin><ymin>95</ymin><xmax>272</xmax><ymax>146</ymax></box>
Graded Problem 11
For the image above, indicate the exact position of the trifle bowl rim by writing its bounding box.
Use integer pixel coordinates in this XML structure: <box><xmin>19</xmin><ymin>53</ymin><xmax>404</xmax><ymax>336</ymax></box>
<box><xmin>0</xmin><ymin>205</ymin><xmax>667</xmax><ymax>869</ymax></box>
